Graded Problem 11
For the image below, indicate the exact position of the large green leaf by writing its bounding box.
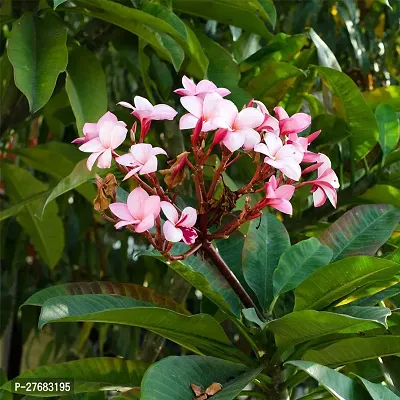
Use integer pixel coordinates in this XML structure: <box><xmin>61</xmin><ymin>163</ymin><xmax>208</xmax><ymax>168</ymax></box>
<box><xmin>303</xmin><ymin>336</ymin><xmax>400</xmax><ymax>365</ymax></box>
<box><xmin>294</xmin><ymin>256</ymin><xmax>400</xmax><ymax>311</ymax></box>
<box><xmin>359</xmin><ymin>185</ymin><xmax>400</xmax><ymax>208</ymax></box>
<box><xmin>380</xmin><ymin>356</ymin><xmax>400</xmax><ymax>396</ymax></box>
<box><xmin>246</xmin><ymin>61</ymin><xmax>303</xmax><ymax>108</ymax></box>
<box><xmin>7</xmin><ymin>13</ymin><xmax>68</xmax><ymax>112</ymax></box>
<box><xmin>273</xmin><ymin>238</ymin><xmax>333</xmax><ymax>299</ymax></box>
<box><xmin>268</xmin><ymin>309</ymin><xmax>388</xmax><ymax>348</ymax></box>
<box><xmin>24</xmin><ymin>281</ymin><xmax>189</xmax><ymax>315</ymax></box>
<box><xmin>141</xmin><ymin>356</ymin><xmax>262</xmax><ymax>400</ymax></box>
<box><xmin>309</xmin><ymin>28</ymin><xmax>341</xmax><ymax>71</ymax></box>
<box><xmin>356</xmin><ymin>375</ymin><xmax>399</xmax><ymax>400</ymax></box>
<box><xmin>337</xmin><ymin>306</ymin><xmax>391</xmax><ymax>328</ymax></box>
<box><xmin>315</xmin><ymin>66</ymin><xmax>379</xmax><ymax>159</ymax></box>
<box><xmin>141</xmin><ymin>245</ymin><xmax>241</xmax><ymax>317</ymax></box>
<box><xmin>286</xmin><ymin>361</ymin><xmax>365</xmax><ymax>400</ymax></box>
<box><xmin>1</xmin><ymin>163</ymin><xmax>64</xmax><ymax>268</ymax></box>
<box><xmin>243</xmin><ymin>213</ymin><xmax>290</xmax><ymax>311</ymax></box>
<box><xmin>319</xmin><ymin>205</ymin><xmax>400</xmax><ymax>262</ymax></box>
<box><xmin>172</xmin><ymin>0</ymin><xmax>274</xmax><ymax>38</ymax></box>
<box><xmin>350</xmin><ymin>280</ymin><xmax>400</xmax><ymax>307</ymax></box>
<box><xmin>73</xmin><ymin>0</ymin><xmax>207</xmax><ymax>77</ymax></box>
<box><xmin>16</xmin><ymin>143</ymin><xmax>95</xmax><ymax>205</ymax></box>
<box><xmin>38</xmin><ymin>294</ymin><xmax>242</xmax><ymax>361</ymax></box>
<box><xmin>65</xmin><ymin>47</ymin><xmax>107</xmax><ymax>135</ymax></box>
<box><xmin>1</xmin><ymin>358</ymin><xmax>147</xmax><ymax>397</ymax></box>
<box><xmin>376</xmin><ymin>104</ymin><xmax>399</xmax><ymax>157</ymax></box>
<box><xmin>363</xmin><ymin>86</ymin><xmax>400</xmax><ymax>112</ymax></box>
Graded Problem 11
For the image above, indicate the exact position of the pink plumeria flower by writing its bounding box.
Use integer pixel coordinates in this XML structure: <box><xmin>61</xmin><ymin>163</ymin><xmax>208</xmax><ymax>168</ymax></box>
<box><xmin>212</xmin><ymin>100</ymin><xmax>264</xmax><ymax>152</ymax></box>
<box><xmin>116</xmin><ymin>143</ymin><xmax>167</xmax><ymax>181</ymax></box>
<box><xmin>179</xmin><ymin>92</ymin><xmax>223</xmax><ymax>131</ymax></box>
<box><xmin>254</xmin><ymin>133</ymin><xmax>303</xmax><ymax>181</ymax></box>
<box><xmin>79</xmin><ymin>117</ymin><xmax>128</xmax><ymax>171</ymax></box>
<box><xmin>160</xmin><ymin>201</ymin><xmax>198</xmax><ymax>244</ymax></box>
<box><xmin>274</xmin><ymin>106</ymin><xmax>311</xmax><ymax>136</ymax></box>
<box><xmin>109</xmin><ymin>187</ymin><xmax>161</xmax><ymax>232</ymax></box>
<box><xmin>305</xmin><ymin>154</ymin><xmax>340</xmax><ymax>208</ymax></box>
<box><xmin>263</xmin><ymin>175</ymin><xmax>295</xmax><ymax>215</ymax></box>
<box><xmin>251</xmin><ymin>101</ymin><xmax>280</xmax><ymax>136</ymax></box>
<box><xmin>174</xmin><ymin>76</ymin><xmax>230</xmax><ymax>99</ymax></box>
<box><xmin>72</xmin><ymin>112</ymin><xmax>126</xmax><ymax>145</ymax></box>
<box><xmin>287</xmin><ymin>130</ymin><xmax>322</xmax><ymax>162</ymax></box>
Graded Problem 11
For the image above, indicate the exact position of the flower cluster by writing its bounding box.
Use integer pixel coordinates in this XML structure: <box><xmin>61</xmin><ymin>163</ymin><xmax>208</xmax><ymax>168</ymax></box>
<box><xmin>73</xmin><ymin>77</ymin><xmax>339</xmax><ymax>261</ymax></box>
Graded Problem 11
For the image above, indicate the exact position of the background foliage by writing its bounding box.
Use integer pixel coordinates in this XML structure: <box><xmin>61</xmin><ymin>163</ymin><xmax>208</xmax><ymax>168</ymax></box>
<box><xmin>0</xmin><ymin>0</ymin><xmax>399</xmax><ymax>399</ymax></box>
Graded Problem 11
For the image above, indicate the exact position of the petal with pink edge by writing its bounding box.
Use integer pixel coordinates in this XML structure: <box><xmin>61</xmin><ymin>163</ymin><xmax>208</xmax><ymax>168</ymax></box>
<box><xmin>276</xmin><ymin>144</ymin><xmax>303</xmax><ymax>163</ymax></box>
<box><xmin>275</xmin><ymin>184</ymin><xmax>295</xmax><ymax>200</ymax></box>
<box><xmin>280</xmin><ymin>113</ymin><xmax>311</xmax><ymax>135</ymax></box>
<box><xmin>267</xmin><ymin>159</ymin><xmax>302</xmax><ymax>181</ymax></box>
<box><xmin>203</xmin><ymin>92</ymin><xmax>223</xmax><ymax>121</ymax></box>
<box><xmin>109</xmin><ymin>203</ymin><xmax>134</xmax><ymax>221</ymax></box>
<box><xmin>134</xmin><ymin>96</ymin><xmax>153</xmax><ymax>110</ymax></box>
<box><xmin>139</xmin><ymin>156</ymin><xmax>158</xmax><ymax>174</ymax></box>
<box><xmin>313</xmin><ymin>187</ymin><xmax>327</xmax><ymax>207</ymax></box>
<box><xmin>79</xmin><ymin>138</ymin><xmax>104</xmax><ymax>153</ymax></box>
<box><xmin>215</xmin><ymin>88</ymin><xmax>231</xmax><ymax>97</ymax></box>
<box><xmin>118</xmin><ymin>101</ymin><xmax>135</xmax><ymax>110</ymax></box>
<box><xmin>116</xmin><ymin>153</ymin><xmax>137</xmax><ymax>167</ymax></box>
<box><xmin>182</xmin><ymin>76</ymin><xmax>196</xmax><ymax>92</ymax></box>
<box><xmin>177</xmin><ymin>207</ymin><xmax>197</xmax><ymax>228</ymax></box>
<box><xmin>196</xmin><ymin>79</ymin><xmax>217</xmax><ymax>93</ymax></box>
<box><xmin>240</xmin><ymin>128</ymin><xmax>261</xmax><ymax>150</ymax></box>
<box><xmin>214</xmin><ymin>99</ymin><xmax>237</xmax><ymax>128</ymax></box>
<box><xmin>268</xmin><ymin>198</ymin><xmax>293</xmax><ymax>215</ymax></box>
<box><xmin>181</xmin><ymin>96</ymin><xmax>203</xmax><ymax>118</ymax></box>
<box><xmin>122</xmin><ymin>166</ymin><xmax>142</xmax><ymax>181</ymax></box>
<box><xmin>264</xmin><ymin>133</ymin><xmax>283</xmax><ymax>157</ymax></box>
<box><xmin>130</xmin><ymin>143</ymin><xmax>153</xmax><ymax>165</ymax></box>
<box><xmin>152</xmin><ymin>104</ymin><xmax>178</xmax><ymax>120</ymax></box>
<box><xmin>180</xmin><ymin>113</ymin><xmax>199</xmax><ymax>130</ymax></box>
<box><xmin>235</xmin><ymin>108</ymin><xmax>264</xmax><ymax>129</ymax></box>
<box><xmin>151</xmin><ymin>147</ymin><xmax>168</xmax><ymax>157</ymax></box>
<box><xmin>127</xmin><ymin>187</ymin><xmax>148</xmax><ymax>219</ymax></box>
<box><xmin>86</xmin><ymin>152</ymin><xmax>101</xmax><ymax>171</ymax></box>
<box><xmin>274</xmin><ymin>106</ymin><xmax>289</xmax><ymax>120</ymax></box>
<box><xmin>83</xmin><ymin>123</ymin><xmax>98</xmax><ymax>139</ymax></box>
<box><xmin>163</xmin><ymin>220</ymin><xmax>183</xmax><ymax>242</ymax></box>
<box><xmin>253</xmin><ymin>100</ymin><xmax>269</xmax><ymax>115</ymax></box>
<box><xmin>115</xmin><ymin>220</ymin><xmax>136</xmax><ymax>229</ymax></box>
<box><xmin>135</xmin><ymin>214</ymin><xmax>155</xmax><ymax>233</ymax></box>
<box><xmin>222</xmin><ymin>131</ymin><xmax>245</xmax><ymax>152</ymax></box>
<box><xmin>160</xmin><ymin>201</ymin><xmax>179</xmax><ymax>224</ymax></box>
<box><xmin>110</xmin><ymin>125</ymin><xmax>128</xmax><ymax>149</ymax></box>
<box><xmin>98</xmin><ymin>111</ymin><xmax>118</xmax><ymax>125</ymax></box>
<box><xmin>144</xmin><ymin>195</ymin><xmax>161</xmax><ymax>217</ymax></box>
<box><xmin>254</xmin><ymin>143</ymin><xmax>272</xmax><ymax>157</ymax></box>
<box><xmin>97</xmin><ymin>149</ymin><xmax>112</xmax><ymax>169</ymax></box>
<box><xmin>98</xmin><ymin>121</ymin><xmax>115</xmax><ymax>148</ymax></box>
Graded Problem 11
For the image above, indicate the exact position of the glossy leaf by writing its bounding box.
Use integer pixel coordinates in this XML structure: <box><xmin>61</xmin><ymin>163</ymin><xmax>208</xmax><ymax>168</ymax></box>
<box><xmin>294</xmin><ymin>256</ymin><xmax>400</xmax><ymax>311</ymax></box>
<box><xmin>141</xmin><ymin>245</ymin><xmax>241</xmax><ymax>317</ymax></box>
<box><xmin>1</xmin><ymin>358</ymin><xmax>147</xmax><ymax>396</ymax></box>
<box><xmin>7</xmin><ymin>13</ymin><xmax>68</xmax><ymax>112</ymax></box>
<box><xmin>243</xmin><ymin>212</ymin><xmax>290</xmax><ymax>311</ymax></box>
<box><xmin>273</xmin><ymin>237</ymin><xmax>333</xmax><ymax>298</ymax></box>
<box><xmin>376</xmin><ymin>104</ymin><xmax>399</xmax><ymax>157</ymax></box>
<box><xmin>319</xmin><ymin>204</ymin><xmax>400</xmax><ymax>262</ymax></box>
<box><xmin>336</xmin><ymin>306</ymin><xmax>391</xmax><ymax>328</ymax></box>
<box><xmin>141</xmin><ymin>355</ymin><xmax>262</xmax><ymax>400</ymax></box>
<box><xmin>303</xmin><ymin>336</ymin><xmax>400</xmax><ymax>365</ymax></box>
<box><xmin>172</xmin><ymin>0</ymin><xmax>274</xmax><ymax>38</ymax></box>
<box><xmin>23</xmin><ymin>281</ymin><xmax>189</xmax><ymax>315</ymax></box>
<box><xmin>268</xmin><ymin>309</ymin><xmax>387</xmax><ymax>348</ymax></box>
<box><xmin>352</xmin><ymin>282</ymin><xmax>400</xmax><ymax>307</ymax></box>
<box><xmin>309</xmin><ymin>28</ymin><xmax>341</xmax><ymax>71</ymax></box>
<box><xmin>356</xmin><ymin>375</ymin><xmax>399</xmax><ymax>400</ymax></box>
<box><xmin>38</xmin><ymin>294</ymin><xmax>240</xmax><ymax>361</ymax></box>
<box><xmin>66</xmin><ymin>47</ymin><xmax>107</xmax><ymax>135</ymax></box>
<box><xmin>360</xmin><ymin>185</ymin><xmax>400</xmax><ymax>208</ymax></box>
<box><xmin>363</xmin><ymin>86</ymin><xmax>400</xmax><ymax>112</ymax></box>
<box><xmin>53</xmin><ymin>0</ymin><xmax>67</xmax><ymax>8</ymax></box>
<box><xmin>1</xmin><ymin>163</ymin><xmax>64</xmax><ymax>268</ymax></box>
<box><xmin>316</xmin><ymin>66</ymin><xmax>379</xmax><ymax>159</ymax></box>
<box><xmin>380</xmin><ymin>356</ymin><xmax>400</xmax><ymax>396</ymax></box>
<box><xmin>286</xmin><ymin>361</ymin><xmax>364</xmax><ymax>400</ymax></box>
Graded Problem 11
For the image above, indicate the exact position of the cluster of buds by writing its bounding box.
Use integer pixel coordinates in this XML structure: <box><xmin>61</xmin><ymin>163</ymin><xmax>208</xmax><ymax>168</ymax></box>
<box><xmin>73</xmin><ymin>76</ymin><xmax>339</xmax><ymax>262</ymax></box>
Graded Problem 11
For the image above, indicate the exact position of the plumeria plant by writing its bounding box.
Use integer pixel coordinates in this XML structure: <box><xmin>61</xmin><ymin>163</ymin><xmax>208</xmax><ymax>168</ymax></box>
<box><xmin>5</xmin><ymin>77</ymin><xmax>400</xmax><ymax>400</ymax></box>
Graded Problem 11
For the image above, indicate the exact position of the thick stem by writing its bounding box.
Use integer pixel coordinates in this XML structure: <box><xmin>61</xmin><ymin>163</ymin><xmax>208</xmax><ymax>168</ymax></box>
<box><xmin>202</xmin><ymin>241</ymin><xmax>263</xmax><ymax>319</ymax></box>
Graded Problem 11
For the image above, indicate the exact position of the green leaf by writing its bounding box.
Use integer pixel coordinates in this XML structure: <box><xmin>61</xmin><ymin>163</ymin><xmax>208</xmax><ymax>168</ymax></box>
<box><xmin>268</xmin><ymin>309</ymin><xmax>388</xmax><ymax>348</ymax></box>
<box><xmin>7</xmin><ymin>13</ymin><xmax>68</xmax><ymax>113</ymax></box>
<box><xmin>1</xmin><ymin>358</ymin><xmax>147</xmax><ymax>396</ymax></box>
<box><xmin>315</xmin><ymin>66</ymin><xmax>379</xmax><ymax>159</ymax></box>
<box><xmin>376</xmin><ymin>104</ymin><xmax>399</xmax><ymax>157</ymax></box>
<box><xmin>363</xmin><ymin>86</ymin><xmax>400</xmax><ymax>112</ymax></box>
<box><xmin>243</xmin><ymin>212</ymin><xmax>290</xmax><ymax>311</ymax></box>
<box><xmin>23</xmin><ymin>281</ymin><xmax>189</xmax><ymax>315</ymax></box>
<box><xmin>356</xmin><ymin>375</ymin><xmax>399</xmax><ymax>400</ymax></box>
<box><xmin>319</xmin><ymin>205</ymin><xmax>400</xmax><ymax>262</ymax></box>
<box><xmin>16</xmin><ymin>143</ymin><xmax>95</xmax><ymax>204</ymax></box>
<box><xmin>359</xmin><ymin>185</ymin><xmax>400</xmax><ymax>208</ymax></box>
<box><xmin>53</xmin><ymin>0</ymin><xmax>67</xmax><ymax>8</ymax></box>
<box><xmin>66</xmin><ymin>46</ymin><xmax>107</xmax><ymax>135</ymax></box>
<box><xmin>273</xmin><ymin>238</ymin><xmax>333</xmax><ymax>299</ymax></box>
<box><xmin>1</xmin><ymin>163</ymin><xmax>64</xmax><ymax>268</ymax></box>
<box><xmin>141</xmin><ymin>355</ymin><xmax>262</xmax><ymax>400</ymax></box>
<box><xmin>172</xmin><ymin>0</ymin><xmax>273</xmax><ymax>39</ymax></box>
<box><xmin>246</xmin><ymin>61</ymin><xmax>303</xmax><ymax>108</ymax></box>
<box><xmin>380</xmin><ymin>356</ymin><xmax>400</xmax><ymax>396</ymax></box>
<box><xmin>294</xmin><ymin>256</ymin><xmax>400</xmax><ymax>311</ymax></box>
<box><xmin>351</xmin><ymin>281</ymin><xmax>400</xmax><ymax>307</ymax></box>
<box><xmin>140</xmin><ymin>245</ymin><xmax>241</xmax><ymax>317</ymax></box>
<box><xmin>242</xmin><ymin>308</ymin><xmax>267</xmax><ymax>329</ymax></box>
<box><xmin>336</xmin><ymin>306</ymin><xmax>391</xmax><ymax>328</ymax></box>
<box><xmin>310</xmin><ymin>114</ymin><xmax>350</xmax><ymax>146</ymax></box>
<box><xmin>303</xmin><ymin>336</ymin><xmax>400</xmax><ymax>365</ymax></box>
<box><xmin>286</xmin><ymin>361</ymin><xmax>364</xmax><ymax>400</ymax></box>
<box><xmin>38</xmin><ymin>294</ymin><xmax>241</xmax><ymax>361</ymax></box>
<box><xmin>309</xmin><ymin>28</ymin><xmax>341</xmax><ymax>71</ymax></box>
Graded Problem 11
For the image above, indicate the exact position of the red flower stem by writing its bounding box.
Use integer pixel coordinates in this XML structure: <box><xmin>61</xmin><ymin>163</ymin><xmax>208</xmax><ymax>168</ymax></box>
<box><xmin>207</xmin><ymin>150</ymin><xmax>231</xmax><ymax>199</ymax></box>
<box><xmin>202</xmin><ymin>241</ymin><xmax>264</xmax><ymax>319</ymax></box>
